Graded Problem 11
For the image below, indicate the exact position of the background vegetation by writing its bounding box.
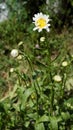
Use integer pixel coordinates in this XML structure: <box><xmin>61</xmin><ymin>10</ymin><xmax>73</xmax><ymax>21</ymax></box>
<box><xmin>0</xmin><ymin>0</ymin><xmax>73</xmax><ymax>129</ymax></box>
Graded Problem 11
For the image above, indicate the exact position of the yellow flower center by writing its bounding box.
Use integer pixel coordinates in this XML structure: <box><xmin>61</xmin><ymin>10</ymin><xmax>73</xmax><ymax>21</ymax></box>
<box><xmin>36</xmin><ymin>18</ymin><xmax>46</xmax><ymax>28</ymax></box>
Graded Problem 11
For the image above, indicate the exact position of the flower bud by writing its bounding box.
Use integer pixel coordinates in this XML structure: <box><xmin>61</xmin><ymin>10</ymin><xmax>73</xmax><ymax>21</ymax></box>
<box><xmin>62</xmin><ymin>61</ymin><xmax>68</xmax><ymax>67</ymax></box>
<box><xmin>11</xmin><ymin>49</ymin><xmax>18</xmax><ymax>58</ymax></box>
<box><xmin>40</xmin><ymin>37</ymin><xmax>45</xmax><ymax>42</ymax></box>
<box><xmin>10</xmin><ymin>68</ymin><xmax>14</xmax><ymax>73</ymax></box>
<box><xmin>53</xmin><ymin>75</ymin><xmax>61</xmax><ymax>82</ymax></box>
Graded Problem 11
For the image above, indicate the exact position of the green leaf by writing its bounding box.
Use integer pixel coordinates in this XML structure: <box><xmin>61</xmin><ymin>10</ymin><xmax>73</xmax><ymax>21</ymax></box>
<box><xmin>50</xmin><ymin>116</ymin><xmax>58</xmax><ymax>130</ymax></box>
<box><xmin>66</xmin><ymin>77</ymin><xmax>73</xmax><ymax>91</ymax></box>
<box><xmin>9</xmin><ymin>83</ymin><xmax>18</xmax><ymax>99</ymax></box>
<box><xmin>23</xmin><ymin>87</ymin><xmax>34</xmax><ymax>103</ymax></box>
<box><xmin>61</xmin><ymin>112</ymin><xmax>70</xmax><ymax>121</ymax></box>
<box><xmin>35</xmin><ymin>123</ymin><xmax>45</xmax><ymax>130</ymax></box>
<box><xmin>25</xmin><ymin>121</ymin><xmax>30</xmax><ymax>128</ymax></box>
<box><xmin>20</xmin><ymin>87</ymin><xmax>35</xmax><ymax>110</ymax></box>
<box><xmin>37</xmin><ymin>115</ymin><xmax>49</xmax><ymax>123</ymax></box>
<box><xmin>66</xmin><ymin>98</ymin><xmax>73</xmax><ymax>106</ymax></box>
<box><xmin>27</xmin><ymin>112</ymin><xmax>38</xmax><ymax>120</ymax></box>
<box><xmin>71</xmin><ymin>125</ymin><xmax>73</xmax><ymax>130</ymax></box>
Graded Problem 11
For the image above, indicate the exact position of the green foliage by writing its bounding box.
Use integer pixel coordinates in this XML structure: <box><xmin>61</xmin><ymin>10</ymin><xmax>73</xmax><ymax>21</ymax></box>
<box><xmin>0</xmin><ymin>0</ymin><xmax>73</xmax><ymax>129</ymax></box>
<box><xmin>0</xmin><ymin>29</ymin><xmax>73</xmax><ymax>129</ymax></box>
<box><xmin>6</xmin><ymin>0</ymin><xmax>28</xmax><ymax>22</ymax></box>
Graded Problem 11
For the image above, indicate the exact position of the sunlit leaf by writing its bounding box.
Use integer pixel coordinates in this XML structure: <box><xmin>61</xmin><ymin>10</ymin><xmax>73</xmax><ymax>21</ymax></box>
<box><xmin>20</xmin><ymin>87</ymin><xmax>35</xmax><ymax>110</ymax></box>
<box><xmin>50</xmin><ymin>116</ymin><xmax>58</xmax><ymax>130</ymax></box>
<box><xmin>61</xmin><ymin>112</ymin><xmax>70</xmax><ymax>121</ymax></box>
<box><xmin>37</xmin><ymin>115</ymin><xmax>49</xmax><ymax>123</ymax></box>
<box><xmin>35</xmin><ymin>123</ymin><xmax>45</xmax><ymax>130</ymax></box>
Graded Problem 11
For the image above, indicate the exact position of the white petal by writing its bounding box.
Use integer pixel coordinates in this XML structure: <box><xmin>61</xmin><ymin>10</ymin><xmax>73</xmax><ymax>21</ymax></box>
<box><xmin>46</xmin><ymin>28</ymin><xmax>50</xmax><ymax>32</ymax></box>
<box><xmin>38</xmin><ymin>28</ymin><xmax>42</xmax><ymax>32</ymax></box>
<box><xmin>33</xmin><ymin>27</ymin><xmax>38</xmax><ymax>31</ymax></box>
<box><xmin>47</xmin><ymin>24</ymin><xmax>50</xmax><ymax>27</ymax></box>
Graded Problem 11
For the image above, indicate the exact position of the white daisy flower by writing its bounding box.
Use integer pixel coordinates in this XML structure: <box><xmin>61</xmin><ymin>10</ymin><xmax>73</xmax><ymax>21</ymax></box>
<box><xmin>11</xmin><ymin>49</ymin><xmax>18</xmax><ymax>58</ymax></box>
<box><xmin>33</xmin><ymin>12</ymin><xmax>50</xmax><ymax>32</ymax></box>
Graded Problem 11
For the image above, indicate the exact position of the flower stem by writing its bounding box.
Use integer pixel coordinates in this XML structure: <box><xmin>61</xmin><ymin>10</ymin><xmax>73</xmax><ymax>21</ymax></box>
<box><xmin>46</xmin><ymin>37</ymin><xmax>54</xmax><ymax>115</ymax></box>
